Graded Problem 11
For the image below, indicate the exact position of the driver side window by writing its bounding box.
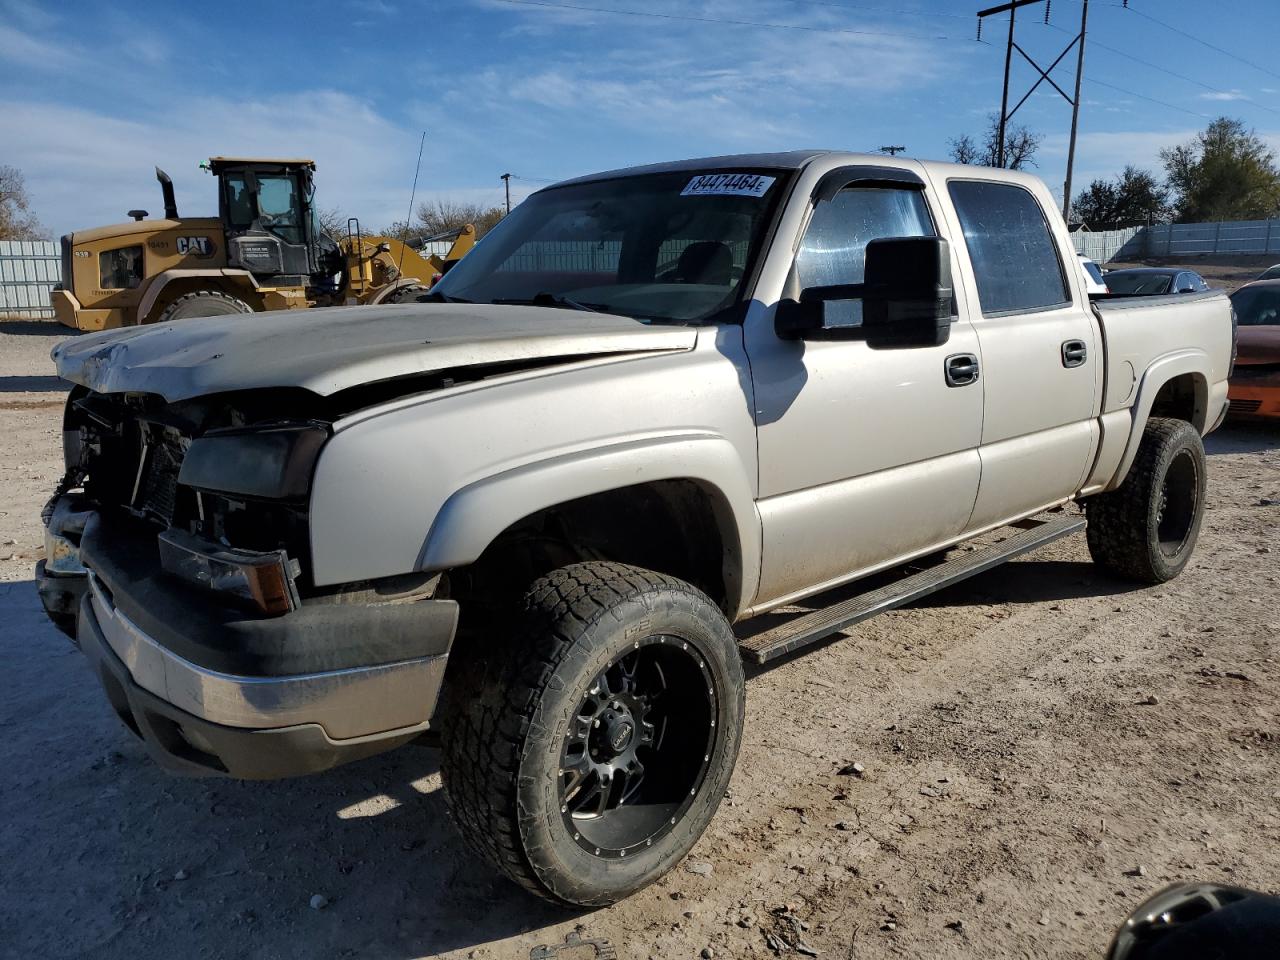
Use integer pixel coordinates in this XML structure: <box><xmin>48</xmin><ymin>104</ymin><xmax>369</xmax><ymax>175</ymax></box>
<box><xmin>796</xmin><ymin>186</ymin><xmax>935</xmax><ymax>325</ymax></box>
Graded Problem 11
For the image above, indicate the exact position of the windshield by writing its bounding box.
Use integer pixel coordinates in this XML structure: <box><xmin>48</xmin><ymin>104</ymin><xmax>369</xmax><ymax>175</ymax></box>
<box><xmin>1231</xmin><ymin>285</ymin><xmax>1280</xmax><ymax>325</ymax></box>
<box><xmin>432</xmin><ymin>169</ymin><xmax>791</xmax><ymax>322</ymax></box>
<box><xmin>1104</xmin><ymin>271</ymin><xmax>1173</xmax><ymax>295</ymax></box>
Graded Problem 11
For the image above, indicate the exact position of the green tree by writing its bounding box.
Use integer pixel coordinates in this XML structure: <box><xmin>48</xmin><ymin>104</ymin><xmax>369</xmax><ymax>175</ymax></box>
<box><xmin>1073</xmin><ymin>166</ymin><xmax>1171</xmax><ymax>227</ymax></box>
<box><xmin>0</xmin><ymin>165</ymin><xmax>48</xmax><ymax>240</ymax></box>
<box><xmin>949</xmin><ymin>114</ymin><xmax>1042</xmax><ymax>170</ymax></box>
<box><xmin>1161</xmin><ymin>117</ymin><xmax>1280</xmax><ymax>222</ymax></box>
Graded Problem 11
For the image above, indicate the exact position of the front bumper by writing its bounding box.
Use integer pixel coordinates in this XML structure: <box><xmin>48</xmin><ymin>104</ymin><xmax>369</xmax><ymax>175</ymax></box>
<box><xmin>70</xmin><ymin>510</ymin><xmax>458</xmax><ymax>779</ymax></box>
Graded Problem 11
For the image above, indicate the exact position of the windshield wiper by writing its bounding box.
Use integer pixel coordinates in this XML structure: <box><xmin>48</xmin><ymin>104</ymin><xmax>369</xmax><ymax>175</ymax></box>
<box><xmin>493</xmin><ymin>292</ymin><xmax>604</xmax><ymax>313</ymax></box>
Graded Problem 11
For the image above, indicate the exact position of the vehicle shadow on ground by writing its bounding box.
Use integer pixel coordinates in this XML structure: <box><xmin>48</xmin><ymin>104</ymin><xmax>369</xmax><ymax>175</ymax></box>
<box><xmin>1206</xmin><ymin>419</ymin><xmax>1279</xmax><ymax>456</ymax></box>
<box><xmin>0</xmin><ymin>375</ymin><xmax>70</xmax><ymax>392</ymax></box>
<box><xmin>0</xmin><ymin>580</ymin><xmax>580</xmax><ymax>960</ymax></box>
<box><xmin>0</xmin><ymin>320</ymin><xmax>76</xmax><ymax>337</ymax></box>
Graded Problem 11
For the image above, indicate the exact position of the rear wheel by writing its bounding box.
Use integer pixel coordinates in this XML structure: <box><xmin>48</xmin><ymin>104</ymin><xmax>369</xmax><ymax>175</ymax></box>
<box><xmin>1085</xmin><ymin>417</ymin><xmax>1207</xmax><ymax>583</ymax></box>
<box><xmin>154</xmin><ymin>290</ymin><xmax>253</xmax><ymax>324</ymax></box>
<box><xmin>439</xmin><ymin>561</ymin><xmax>744</xmax><ymax>906</ymax></box>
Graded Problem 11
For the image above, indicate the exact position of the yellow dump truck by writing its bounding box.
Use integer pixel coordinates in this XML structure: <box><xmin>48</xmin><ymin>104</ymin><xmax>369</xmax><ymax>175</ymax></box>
<box><xmin>52</xmin><ymin>158</ymin><xmax>474</xmax><ymax>330</ymax></box>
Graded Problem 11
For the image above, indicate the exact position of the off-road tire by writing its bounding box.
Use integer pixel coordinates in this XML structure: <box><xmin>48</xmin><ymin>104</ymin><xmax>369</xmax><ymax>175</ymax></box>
<box><xmin>154</xmin><ymin>290</ymin><xmax>253</xmax><ymax>324</ymax></box>
<box><xmin>438</xmin><ymin>561</ymin><xmax>745</xmax><ymax>907</ymax></box>
<box><xmin>382</xmin><ymin>283</ymin><xmax>432</xmax><ymax>304</ymax></box>
<box><xmin>1085</xmin><ymin>417</ymin><xmax>1207</xmax><ymax>584</ymax></box>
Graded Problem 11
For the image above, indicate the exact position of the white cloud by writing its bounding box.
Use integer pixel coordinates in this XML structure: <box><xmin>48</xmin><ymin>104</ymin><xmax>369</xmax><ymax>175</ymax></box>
<box><xmin>1199</xmin><ymin>90</ymin><xmax>1247</xmax><ymax>102</ymax></box>
<box><xmin>0</xmin><ymin>92</ymin><xmax>505</xmax><ymax>236</ymax></box>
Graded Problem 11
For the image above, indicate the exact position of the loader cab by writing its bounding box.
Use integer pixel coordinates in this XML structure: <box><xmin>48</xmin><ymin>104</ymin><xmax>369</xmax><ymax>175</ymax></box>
<box><xmin>207</xmin><ymin>157</ymin><xmax>331</xmax><ymax>284</ymax></box>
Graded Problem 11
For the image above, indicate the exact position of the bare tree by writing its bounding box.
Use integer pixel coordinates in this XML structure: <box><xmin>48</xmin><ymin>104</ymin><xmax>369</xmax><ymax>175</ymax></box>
<box><xmin>415</xmin><ymin>198</ymin><xmax>506</xmax><ymax>239</ymax></box>
<box><xmin>315</xmin><ymin>206</ymin><xmax>350</xmax><ymax>240</ymax></box>
<box><xmin>948</xmin><ymin>114</ymin><xmax>1043</xmax><ymax>171</ymax></box>
<box><xmin>0</xmin><ymin>165</ymin><xmax>48</xmax><ymax>240</ymax></box>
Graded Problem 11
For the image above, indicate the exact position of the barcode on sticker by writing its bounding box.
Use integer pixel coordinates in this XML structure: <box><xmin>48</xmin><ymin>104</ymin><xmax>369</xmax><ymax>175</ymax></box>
<box><xmin>681</xmin><ymin>173</ymin><xmax>776</xmax><ymax>198</ymax></box>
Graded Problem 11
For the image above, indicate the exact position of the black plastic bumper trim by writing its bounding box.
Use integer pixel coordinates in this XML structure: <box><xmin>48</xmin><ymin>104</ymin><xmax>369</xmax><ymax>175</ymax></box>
<box><xmin>80</xmin><ymin>512</ymin><xmax>458</xmax><ymax>676</ymax></box>
<box><xmin>78</xmin><ymin>595</ymin><xmax>430</xmax><ymax>780</ymax></box>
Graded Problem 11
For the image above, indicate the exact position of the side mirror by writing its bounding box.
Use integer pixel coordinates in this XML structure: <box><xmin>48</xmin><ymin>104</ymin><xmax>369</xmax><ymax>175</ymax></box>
<box><xmin>775</xmin><ymin>236</ymin><xmax>953</xmax><ymax>349</ymax></box>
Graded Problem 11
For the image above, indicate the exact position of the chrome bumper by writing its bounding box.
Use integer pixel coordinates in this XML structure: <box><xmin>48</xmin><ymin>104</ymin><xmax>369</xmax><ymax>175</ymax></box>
<box><xmin>87</xmin><ymin>572</ymin><xmax>444</xmax><ymax>741</ymax></box>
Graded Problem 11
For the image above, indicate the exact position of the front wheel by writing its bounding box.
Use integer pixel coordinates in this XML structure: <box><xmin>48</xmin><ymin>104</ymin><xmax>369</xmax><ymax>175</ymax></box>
<box><xmin>439</xmin><ymin>562</ymin><xmax>745</xmax><ymax>906</ymax></box>
<box><xmin>1085</xmin><ymin>417</ymin><xmax>1207</xmax><ymax>584</ymax></box>
<box><xmin>154</xmin><ymin>289</ymin><xmax>253</xmax><ymax>324</ymax></box>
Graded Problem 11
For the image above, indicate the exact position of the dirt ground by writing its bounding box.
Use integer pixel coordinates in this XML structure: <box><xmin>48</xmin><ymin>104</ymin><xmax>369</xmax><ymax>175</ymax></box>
<box><xmin>1</xmin><ymin>318</ymin><xmax>1277</xmax><ymax>960</ymax></box>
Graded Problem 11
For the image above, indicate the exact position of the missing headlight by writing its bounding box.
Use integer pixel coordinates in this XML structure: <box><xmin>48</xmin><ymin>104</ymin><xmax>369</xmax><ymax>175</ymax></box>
<box><xmin>177</xmin><ymin>422</ymin><xmax>328</xmax><ymax>499</ymax></box>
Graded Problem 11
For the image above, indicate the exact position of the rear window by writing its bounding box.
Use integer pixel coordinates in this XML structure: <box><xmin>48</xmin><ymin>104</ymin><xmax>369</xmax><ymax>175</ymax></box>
<box><xmin>948</xmin><ymin>180</ymin><xmax>1069</xmax><ymax>315</ymax></box>
<box><xmin>1105</xmin><ymin>272</ymin><xmax>1173</xmax><ymax>296</ymax></box>
<box><xmin>1231</xmin><ymin>285</ymin><xmax>1280</xmax><ymax>325</ymax></box>
<box><xmin>1082</xmin><ymin>260</ymin><xmax>1105</xmax><ymax>285</ymax></box>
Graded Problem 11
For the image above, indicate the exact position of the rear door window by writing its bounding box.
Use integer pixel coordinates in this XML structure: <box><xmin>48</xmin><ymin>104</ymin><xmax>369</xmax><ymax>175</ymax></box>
<box><xmin>948</xmin><ymin>180</ymin><xmax>1069</xmax><ymax>315</ymax></box>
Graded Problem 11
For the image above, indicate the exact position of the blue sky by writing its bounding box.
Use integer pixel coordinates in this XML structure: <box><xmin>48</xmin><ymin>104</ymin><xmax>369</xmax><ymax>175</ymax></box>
<box><xmin>3</xmin><ymin>0</ymin><xmax>1279</xmax><ymax>236</ymax></box>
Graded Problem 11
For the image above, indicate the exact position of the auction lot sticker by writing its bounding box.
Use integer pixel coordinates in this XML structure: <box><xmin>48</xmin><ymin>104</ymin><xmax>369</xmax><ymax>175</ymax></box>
<box><xmin>681</xmin><ymin>173</ymin><xmax>776</xmax><ymax>198</ymax></box>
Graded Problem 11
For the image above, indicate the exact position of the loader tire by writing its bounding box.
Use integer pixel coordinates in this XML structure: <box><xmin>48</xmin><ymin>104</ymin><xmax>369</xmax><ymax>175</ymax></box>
<box><xmin>1085</xmin><ymin>417</ymin><xmax>1207</xmax><ymax>584</ymax></box>
<box><xmin>154</xmin><ymin>290</ymin><xmax>253</xmax><ymax>324</ymax></box>
<box><xmin>438</xmin><ymin>561</ymin><xmax>744</xmax><ymax>907</ymax></box>
<box><xmin>383</xmin><ymin>283</ymin><xmax>432</xmax><ymax>304</ymax></box>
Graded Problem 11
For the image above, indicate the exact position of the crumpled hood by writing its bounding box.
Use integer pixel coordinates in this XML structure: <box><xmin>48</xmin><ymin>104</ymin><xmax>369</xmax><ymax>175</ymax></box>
<box><xmin>52</xmin><ymin>302</ymin><xmax>698</xmax><ymax>402</ymax></box>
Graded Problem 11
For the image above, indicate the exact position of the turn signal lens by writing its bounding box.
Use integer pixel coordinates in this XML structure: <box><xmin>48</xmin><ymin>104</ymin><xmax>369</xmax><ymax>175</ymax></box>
<box><xmin>158</xmin><ymin>529</ymin><xmax>300</xmax><ymax>616</ymax></box>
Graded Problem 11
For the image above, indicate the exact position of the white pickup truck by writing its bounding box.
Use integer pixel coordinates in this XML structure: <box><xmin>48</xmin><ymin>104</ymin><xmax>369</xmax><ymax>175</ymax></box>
<box><xmin>38</xmin><ymin>151</ymin><xmax>1233</xmax><ymax>906</ymax></box>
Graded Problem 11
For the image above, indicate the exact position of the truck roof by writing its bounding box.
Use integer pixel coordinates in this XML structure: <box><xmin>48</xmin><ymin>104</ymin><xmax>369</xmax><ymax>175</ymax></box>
<box><xmin>548</xmin><ymin>150</ymin><xmax>1045</xmax><ymax>192</ymax></box>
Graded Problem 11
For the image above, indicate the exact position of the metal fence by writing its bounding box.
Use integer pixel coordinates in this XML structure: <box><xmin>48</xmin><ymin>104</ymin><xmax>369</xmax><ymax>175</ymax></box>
<box><xmin>1070</xmin><ymin>227</ymin><xmax>1145</xmax><ymax>263</ymax></box>
<box><xmin>1143</xmin><ymin>219</ymin><xmax>1280</xmax><ymax>258</ymax></box>
<box><xmin>1073</xmin><ymin>218</ymin><xmax>1280</xmax><ymax>263</ymax></box>
<box><xmin>0</xmin><ymin>240</ymin><xmax>59</xmax><ymax>319</ymax></box>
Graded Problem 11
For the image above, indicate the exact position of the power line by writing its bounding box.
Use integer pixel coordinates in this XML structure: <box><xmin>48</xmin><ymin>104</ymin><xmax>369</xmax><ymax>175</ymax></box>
<box><xmin>771</xmin><ymin>0</ymin><xmax>974</xmax><ymax>19</ymax></box>
<box><xmin>1122</xmin><ymin>3</ymin><xmax>1280</xmax><ymax>84</ymax></box>
<box><xmin>1039</xmin><ymin>20</ymin><xmax>1280</xmax><ymax>117</ymax></box>
<box><xmin>491</xmin><ymin>0</ymin><xmax>970</xmax><ymax>41</ymax></box>
<box><xmin>1085</xmin><ymin>76</ymin><xmax>1213</xmax><ymax>120</ymax></box>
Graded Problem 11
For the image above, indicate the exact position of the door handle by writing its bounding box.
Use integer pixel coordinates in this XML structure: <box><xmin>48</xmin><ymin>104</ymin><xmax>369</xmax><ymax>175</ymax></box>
<box><xmin>1062</xmin><ymin>339</ymin><xmax>1088</xmax><ymax>368</ymax></box>
<box><xmin>945</xmin><ymin>353</ymin><xmax>980</xmax><ymax>387</ymax></box>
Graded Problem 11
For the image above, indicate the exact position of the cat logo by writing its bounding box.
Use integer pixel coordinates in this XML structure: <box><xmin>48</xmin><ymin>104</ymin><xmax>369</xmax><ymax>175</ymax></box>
<box><xmin>175</xmin><ymin>236</ymin><xmax>216</xmax><ymax>258</ymax></box>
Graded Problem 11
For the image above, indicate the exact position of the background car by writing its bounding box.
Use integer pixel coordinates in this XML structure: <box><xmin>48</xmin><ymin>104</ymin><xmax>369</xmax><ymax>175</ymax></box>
<box><xmin>1104</xmin><ymin>267</ymin><xmax>1211</xmax><ymax>296</ymax></box>
<box><xmin>1227</xmin><ymin>279</ymin><xmax>1280</xmax><ymax>419</ymax></box>
<box><xmin>1079</xmin><ymin>255</ymin><xmax>1109</xmax><ymax>295</ymax></box>
<box><xmin>1254</xmin><ymin>263</ymin><xmax>1280</xmax><ymax>282</ymax></box>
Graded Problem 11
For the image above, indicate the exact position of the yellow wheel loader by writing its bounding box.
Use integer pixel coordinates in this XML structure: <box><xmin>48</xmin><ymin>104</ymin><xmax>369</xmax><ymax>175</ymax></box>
<box><xmin>50</xmin><ymin>158</ymin><xmax>475</xmax><ymax>331</ymax></box>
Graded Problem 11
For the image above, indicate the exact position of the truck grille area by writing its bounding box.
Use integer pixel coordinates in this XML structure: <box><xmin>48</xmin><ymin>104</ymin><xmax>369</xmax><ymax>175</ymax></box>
<box><xmin>131</xmin><ymin>421</ymin><xmax>190</xmax><ymax>526</ymax></box>
<box><xmin>65</xmin><ymin>388</ymin><xmax>323</xmax><ymax>592</ymax></box>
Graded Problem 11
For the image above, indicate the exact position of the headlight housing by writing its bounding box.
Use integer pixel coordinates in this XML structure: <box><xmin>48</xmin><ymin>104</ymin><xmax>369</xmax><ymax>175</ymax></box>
<box><xmin>178</xmin><ymin>422</ymin><xmax>328</xmax><ymax>499</ymax></box>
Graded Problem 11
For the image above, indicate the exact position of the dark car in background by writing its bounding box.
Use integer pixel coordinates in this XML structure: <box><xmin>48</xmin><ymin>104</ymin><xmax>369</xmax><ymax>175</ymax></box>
<box><xmin>1227</xmin><ymin>279</ymin><xmax>1280</xmax><ymax>419</ymax></box>
<box><xmin>1103</xmin><ymin>267</ymin><xmax>1211</xmax><ymax>296</ymax></box>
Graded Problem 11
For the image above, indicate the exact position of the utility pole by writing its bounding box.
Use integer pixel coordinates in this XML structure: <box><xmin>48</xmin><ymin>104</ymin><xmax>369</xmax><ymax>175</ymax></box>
<box><xmin>1061</xmin><ymin>0</ymin><xmax>1089</xmax><ymax>224</ymax></box>
<box><xmin>977</xmin><ymin>0</ymin><xmax>1089</xmax><ymax>219</ymax></box>
<box><xmin>879</xmin><ymin>145</ymin><xmax>906</xmax><ymax>156</ymax></box>
<box><xmin>500</xmin><ymin>173</ymin><xmax>512</xmax><ymax>215</ymax></box>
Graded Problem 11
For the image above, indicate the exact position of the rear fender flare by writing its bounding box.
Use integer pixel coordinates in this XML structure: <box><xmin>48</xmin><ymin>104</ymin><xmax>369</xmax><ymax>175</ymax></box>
<box><xmin>1108</xmin><ymin>350</ymin><xmax>1209</xmax><ymax>490</ymax></box>
<box><xmin>418</xmin><ymin>434</ymin><xmax>761</xmax><ymax>618</ymax></box>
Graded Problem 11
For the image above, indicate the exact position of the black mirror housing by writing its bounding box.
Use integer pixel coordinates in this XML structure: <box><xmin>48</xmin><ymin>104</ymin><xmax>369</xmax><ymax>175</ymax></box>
<box><xmin>776</xmin><ymin>236</ymin><xmax>953</xmax><ymax>349</ymax></box>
